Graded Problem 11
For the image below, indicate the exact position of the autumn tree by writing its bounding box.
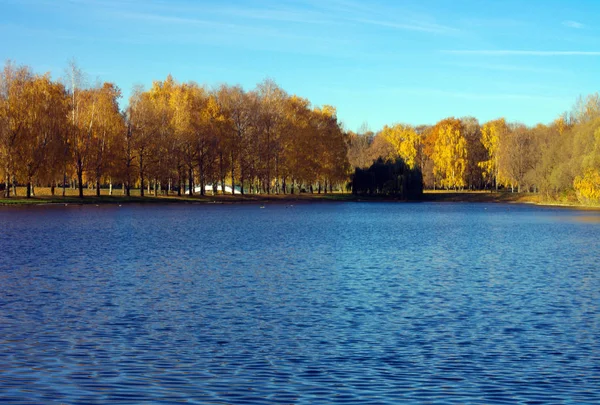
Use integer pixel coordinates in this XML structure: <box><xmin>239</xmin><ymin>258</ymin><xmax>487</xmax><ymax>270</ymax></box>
<box><xmin>15</xmin><ymin>74</ymin><xmax>68</xmax><ymax>197</ymax></box>
<box><xmin>196</xmin><ymin>91</ymin><xmax>219</xmax><ymax>196</ymax></box>
<box><xmin>87</xmin><ymin>83</ymin><xmax>124</xmax><ymax>196</ymax></box>
<box><xmin>256</xmin><ymin>79</ymin><xmax>286</xmax><ymax>194</ymax></box>
<box><xmin>170</xmin><ymin>81</ymin><xmax>195</xmax><ymax>196</ymax></box>
<box><xmin>64</xmin><ymin>61</ymin><xmax>102</xmax><ymax>198</ymax></box>
<box><xmin>347</xmin><ymin>130</ymin><xmax>374</xmax><ymax>169</ymax></box>
<box><xmin>479</xmin><ymin>118</ymin><xmax>508</xmax><ymax>190</ymax></box>
<box><xmin>281</xmin><ymin>94</ymin><xmax>313</xmax><ymax>193</ymax></box>
<box><xmin>0</xmin><ymin>61</ymin><xmax>34</xmax><ymax>197</ymax></box>
<box><xmin>145</xmin><ymin>76</ymin><xmax>177</xmax><ymax>196</ymax></box>
<box><xmin>498</xmin><ymin>124</ymin><xmax>536</xmax><ymax>192</ymax></box>
<box><xmin>572</xmin><ymin>93</ymin><xmax>600</xmax><ymax>124</ymax></box>
<box><xmin>380</xmin><ymin>124</ymin><xmax>419</xmax><ymax>169</ymax></box>
<box><xmin>312</xmin><ymin>105</ymin><xmax>349</xmax><ymax>192</ymax></box>
<box><xmin>129</xmin><ymin>87</ymin><xmax>159</xmax><ymax>197</ymax></box>
<box><xmin>430</xmin><ymin>118</ymin><xmax>467</xmax><ymax>189</ymax></box>
<box><xmin>461</xmin><ymin>117</ymin><xmax>485</xmax><ymax>190</ymax></box>
<box><xmin>117</xmin><ymin>104</ymin><xmax>137</xmax><ymax>197</ymax></box>
<box><xmin>217</xmin><ymin>85</ymin><xmax>255</xmax><ymax>194</ymax></box>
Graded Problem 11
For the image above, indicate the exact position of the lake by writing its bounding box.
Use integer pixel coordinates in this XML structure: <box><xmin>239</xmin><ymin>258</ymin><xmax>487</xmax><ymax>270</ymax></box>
<box><xmin>1</xmin><ymin>202</ymin><xmax>599</xmax><ymax>404</ymax></box>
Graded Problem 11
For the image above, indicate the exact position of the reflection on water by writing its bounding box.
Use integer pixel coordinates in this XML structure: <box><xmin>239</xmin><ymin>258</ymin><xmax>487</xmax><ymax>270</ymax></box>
<box><xmin>0</xmin><ymin>203</ymin><xmax>599</xmax><ymax>404</ymax></box>
<box><xmin>573</xmin><ymin>215</ymin><xmax>600</xmax><ymax>224</ymax></box>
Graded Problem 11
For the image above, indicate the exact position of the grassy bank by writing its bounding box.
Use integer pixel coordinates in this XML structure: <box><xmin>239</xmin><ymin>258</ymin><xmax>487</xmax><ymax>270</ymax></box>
<box><xmin>0</xmin><ymin>186</ymin><xmax>356</xmax><ymax>206</ymax></box>
<box><xmin>423</xmin><ymin>190</ymin><xmax>539</xmax><ymax>204</ymax></box>
<box><xmin>1</xmin><ymin>187</ymin><xmax>598</xmax><ymax>209</ymax></box>
<box><xmin>423</xmin><ymin>190</ymin><xmax>600</xmax><ymax>209</ymax></box>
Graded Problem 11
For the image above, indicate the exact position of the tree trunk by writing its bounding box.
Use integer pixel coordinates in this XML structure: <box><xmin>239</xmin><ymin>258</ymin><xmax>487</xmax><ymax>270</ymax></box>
<box><xmin>495</xmin><ymin>169</ymin><xmax>498</xmax><ymax>191</ymax></box>
<box><xmin>140</xmin><ymin>170</ymin><xmax>145</xmax><ymax>197</ymax></box>
<box><xmin>231</xmin><ymin>151</ymin><xmax>235</xmax><ymax>195</ymax></box>
<box><xmin>109</xmin><ymin>181</ymin><xmax>113</xmax><ymax>196</ymax></box>
<box><xmin>51</xmin><ymin>182</ymin><xmax>55</xmax><ymax>196</ymax></box>
<box><xmin>96</xmin><ymin>179</ymin><xmax>101</xmax><ymax>197</ymax></box>
<box><xmin>177</xmin><ymin>170</ymin><xmax>182</xmax><ymax>197</ymax></box>
<box><xmin>188</xmin><ymin>168</ymin><xmax>193</xmax><ymax>197</ymax></box>
<box><xmin>4</xmin><ymin>170</ymin><xmax>10</xmax><ymax>198</ymax></box>
<box><xmin>220</xmin><ymin>152</ymin><xmax>225</xmax><ymax>195</ymax></box>
<box><xmin>77</xmin><ymin>158</ymin><xmax>84</xmax><ymax>198</ymax></box>
<box><xmin>240</xmin><ymin>167</ymin><xmax>245</xmax><ymax>195</ymax></box>
<box><xmin>199</xmin><ymin>161</ymin><xmax>205</xmax><ymax>196</ymax></box>
<box><xmin>26</xmin><ymin>180</ymin><xmax>31</xmax><ymax>198</ymax></box>
<box><xmin>62</xmin><ymin>172</ymin><xmax>66</xmax><ymax>197</ymax></box>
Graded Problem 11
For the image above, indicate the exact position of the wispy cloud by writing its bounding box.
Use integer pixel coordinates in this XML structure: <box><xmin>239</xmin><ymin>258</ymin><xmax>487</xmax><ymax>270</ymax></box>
<box><xmin>442</xmin><ymin>50</ymin><xmax>600</xmax><ymax>56</ymax></box>
<box><xmin>392</xmin><ymin>88</ymin><xmax>568</xmax><ymax>102</ymax></box>
<box><xmin>443</xmin><ymin>62</ymin><xmax>564</xmax><ymax>74</ymax></box>
<box><xmin>106</xmin><ymin>10</ymin><xmax>357</xmax><ymax>58</ymax></box>
<box><xmin>303</xmin><ymin>0</ymin><xmax>460</xmax><ymax>35</ymax></box>
<box><xmin>116</xmin><ymin>11</ymin><xmax>240</xmax><ymax>30</ymax></box>
<box><xmin>562</xmin><ymin>20</ymin><xmax>586</xmax><ymax>29</ymax></box>
<box><xmin>353</xmin><ymin>17</ymin><xmax>459</xmax><ymax>35</ymax></box>
<box><xmin>205</xmin><ymin>6</ymin><xmax>336</xmax><ymax>25</ymax></box>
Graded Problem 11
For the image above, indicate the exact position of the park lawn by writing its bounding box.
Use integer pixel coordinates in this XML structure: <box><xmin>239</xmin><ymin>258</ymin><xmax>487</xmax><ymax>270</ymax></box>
<box><xmin>0</xmin><ymin>187</ymin><xmax>356</xmax><ymax>205</ymax></box>
<box><xmin>2</xmin><ymin>187</ymin><xmax>598</xmax><ymax>209</ymax></box>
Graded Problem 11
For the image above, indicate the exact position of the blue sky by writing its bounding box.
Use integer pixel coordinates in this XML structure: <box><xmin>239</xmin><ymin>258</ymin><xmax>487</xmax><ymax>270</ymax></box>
<box><xmin>1</xmin><ymin>0</ymin><xmax>600</xmax><ymax>132</ymax></box>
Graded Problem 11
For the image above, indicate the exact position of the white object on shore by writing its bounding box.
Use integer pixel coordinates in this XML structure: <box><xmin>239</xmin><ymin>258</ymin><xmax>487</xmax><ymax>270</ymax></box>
<box><xmin>184</xmin><ymin>184</ymin><xmax>241</xmax><ymax>195</ymax></box>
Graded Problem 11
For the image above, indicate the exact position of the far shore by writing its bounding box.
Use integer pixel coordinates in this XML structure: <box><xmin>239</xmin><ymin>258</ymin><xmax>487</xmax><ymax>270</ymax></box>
<box><xmin>1</xmin><ymin>188</ymin><xmax>599</xmax><ymax>210</ymax></box>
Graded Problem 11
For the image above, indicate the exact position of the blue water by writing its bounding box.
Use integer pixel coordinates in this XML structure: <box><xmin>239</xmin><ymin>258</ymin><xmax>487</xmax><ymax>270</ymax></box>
<box><xmin>1</xmin><ymin>202</ymin><xmax>599</xmax><ymax>404</ymax></box>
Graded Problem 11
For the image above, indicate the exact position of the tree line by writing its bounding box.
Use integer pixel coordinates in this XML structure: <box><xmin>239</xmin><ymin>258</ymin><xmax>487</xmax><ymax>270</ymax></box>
<box><xmin>348</xmin><ymin>95</ymin><xmax>600</xmax><ymax>204</ymax></box>
<box><xmin>0</xmin><ymin>60</ymin><xmax>350</xmax><ymax>198</ymax></box>
<box><xmin>3</xmin><ymin>59</ymin><xmax>600</xmax><ymax>204</ymax></box>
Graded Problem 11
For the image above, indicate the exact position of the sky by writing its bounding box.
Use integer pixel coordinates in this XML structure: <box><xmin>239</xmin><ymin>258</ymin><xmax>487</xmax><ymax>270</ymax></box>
<box><xmin>1</xmin><ymin>0</ymin><xmax>600</xmax><ymax>132</ymax></box>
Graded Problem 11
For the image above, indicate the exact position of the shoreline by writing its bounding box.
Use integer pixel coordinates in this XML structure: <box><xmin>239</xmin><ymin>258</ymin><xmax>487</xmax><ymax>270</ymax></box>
<box><xmin>1</xmin><ymin>191</ymin><xmax>599</xmax><ymax>210</ymax></box>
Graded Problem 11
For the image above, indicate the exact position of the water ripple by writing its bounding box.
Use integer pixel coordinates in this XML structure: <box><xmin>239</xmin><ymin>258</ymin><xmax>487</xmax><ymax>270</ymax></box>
<box><xmin>0</xmin><ymin>203</ymin><xmax>599</xmax><ymax>403</ymax></box>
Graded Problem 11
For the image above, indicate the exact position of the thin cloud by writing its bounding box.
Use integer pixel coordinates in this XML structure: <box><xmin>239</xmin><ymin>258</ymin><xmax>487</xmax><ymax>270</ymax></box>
<box><xmin>203</xmin><ymin>6</ymin><xmax>336</xmax><ymax>25</ymax></box>
<box><xmin>354</xmin><ymin>18</ymin><xmax>459</xmax><ymax>35</ymax></box>
<box><xmin>301</xmin><ymin>0</ymin><xmax>460</xmax><ymax>35</ymax></box>
<box><xmin>395</xmin><ymin>88</ymin><xmax>568</xmax><ymax>102</ymax></box>
<box><xmin>117</xmin><ymin>11</ymin><xmax>239</xmax><ymax>29</ymax></box>
<box><xmin>443</xmin><ymin>62</ymin><xmax>564</xmax><ymax>74</ymax></box>
<box><xmin>442</xmin><ymin>50</ymin><xmax>600</xmax><ymax>56</ymax></box>
<box><xmin>562</xmin><ymin>20</ymin><xmax>586</xmax><ymax>29</ymax></box>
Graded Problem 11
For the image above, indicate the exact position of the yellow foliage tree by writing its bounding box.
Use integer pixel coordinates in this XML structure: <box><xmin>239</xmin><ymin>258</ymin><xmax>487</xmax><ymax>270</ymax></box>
<box><xmin>479</xmin><ymin>118</ymin><xmax>508</xmax><ymax>190</ymax></box>
<box><xmin>0</xmin><ymin>62</ymin><xmax>34</xmax><ymax>197</ymax></box>
<box><xmin>15</xmin><ymin>73</ymin><xmax>69</xmax><ymax>197</ymax></box>
<box><xmin>574</xmin><ymin>127</ymin><xmax>600</xmax><ymax>203</ymax></box>
<box><xmin>432</xmin><ymin>118</ymin><xmax>467</xmax><ymax>189</ymax></box>
<box><xmin>574</xmin><ymin>169</ymin><xmax>600</xmax><ymax>204</ymax></box>
<box><xmin>380</xmin><ymin>124</ymin><xmax>419</xmax><ymax>169</ymax></box>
